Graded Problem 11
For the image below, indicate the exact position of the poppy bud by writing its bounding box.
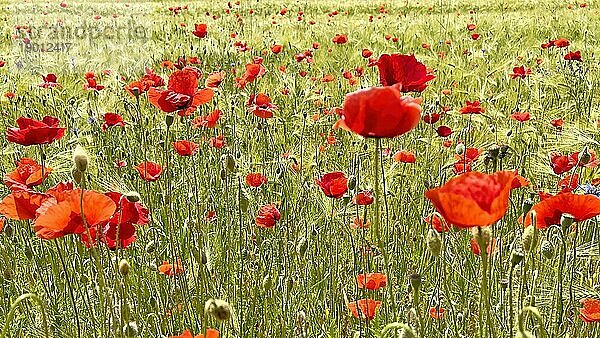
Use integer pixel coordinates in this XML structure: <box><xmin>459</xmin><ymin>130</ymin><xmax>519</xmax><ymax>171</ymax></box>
<box><xmin>540</xmin><ymin>240</ymin><xmax>554</xmax><ymax>259</ymax></box>
<box><xmin>560</xmin><ymin>213</ymin><xmax>574</xmax><ymax>229</ymax></box>
<box><xmin>148</xmin><ymin>296</ymin><xmax>157</xmax><ymax>309</ymax></box>
<box><xmin>3</xmin><ymin>266</ymin><xmax>12</xmax><ymax>280</ymax></box>
<box><xmin>72</xmin><ymin>166</ymin><xmax>83</xmax><ymax>184</ymax></box>
<box><xmin>3</xmin><ymin>223</ymin><xmax>13</xmax><ymax>237</ymax></box>
<box><xmin>262</xmin><ymin>274</ymin><xmax>273</xmax><ymax>290</ymax></box>
<box><xmin>522</xmin><ymin>199</ymin><xmax>533</xmax><ymax>216</ymax></box>
<box><xmin>511</xmin><ymin>248</ymin><xmax>525</xmax><ymax>267</ymax></box>
<box><xmin>426</xmin><ymin>229</ymin><xmax>441</xmax><ymax>257</ymax></box>
<box><xmin>205</xmin><ymin>298</ymin><xmax>231</xmax><ymax>321</ymax></box>
<box><xmin>409</xmin><ymin>273</ymin><xmax>422</xmax><ymax>291</ymax></box>
<box><xmin>165</xmin><ymin>114</ymin><xmax>174</xmax><ymax>127</ymax></box>
<box><xmin>239</xmin><ymin>192</ymin><xmax>249</xmax><ymax>212</ymax></box>
<box><xmin>347</xmin><ymin>175</ymin><xmax>357</xmax><ymax>190</ymax></box>
<box><xmin>145</xmin><ymin>240</ymin><xmax>156</xmax><ymax>253</ymax></box>
<box><xmin>487</xmin><ymin>144</ymin><xmax>500</xmax><ymax>159</ymax></box>
<box><xmin>125</xmin><ymin>191</ymin><xmax>141</xmax><ymax>202</ymax></box>
<box><xmin>472</xmin><ymin>226</ymin><xmax>492</xmax><ymax>249</ymax></box>
<box><xmin>119</xmin><ymin>259</ymin><xmax>131</xmax><ymax>276</ymax></box>
<box><xmin>24</xmin><ymin>246</ymin><xmax>33</xmax><ymax>260</ymax></box>
<box><xmin>297</xmin><ymin>236</ymin><xmax>308</xmax><ymax>257</ymax></box>
<box><xmin>123</xmin><ymin>321</ymin><xmax>138</xmax><ymax>337</ymax></box>
<box><xmin>222</xmin><ymin>153</ymin><xmax>236</xmax><ymax>172</ymax></box>
<box><xmin>400</xmin><ymin>329</ymin><xmax>417</xmax><ymax>338</ymax></box>
<box><xmin>457</xmin><ymin>312</ymin><xmax>464</xmax><ymax>322</ymax></box>
<box><xmin>73</xmin><ymin>145</ymin><xmax>89</xmax><ymax>172</ymax></box>
<box><xmin>499</xmin><ymin>145</ymin><xmax>509</xmax><ymax>159</ymax></box>
<box><xmin>579</xmin><ymin>148</ymin><xmax>591</xmax><ymax>165</ymax></box>
<box><xmin>455</xmin><ymin>143</ymin><xmax>465</xmax><ymax>156</ymax></box>
<box><xmin>220</xmin><ymin>168</ymin><xmax>227</xmax><ymax>180</ymax></box>
<box><xmin>521</xmin><ymin>225</ymin><xmax>537</xmax><ymax>252</ymax></box>
<box><xmin>200</xmin><ymin>250</ymin><xmax>208</xmax><ymax>265</ymax></box>
<box><xmin>499</xmin><ymin>278</ymin><xmax>509</xmax><ymax>289</ymax></box>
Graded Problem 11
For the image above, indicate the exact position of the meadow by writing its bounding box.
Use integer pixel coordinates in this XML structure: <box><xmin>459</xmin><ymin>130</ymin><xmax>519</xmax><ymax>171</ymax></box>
<box><xmin>0</xmin><ymin>0</ymin><xmax>600</xmax><ymax>337</ymax></box>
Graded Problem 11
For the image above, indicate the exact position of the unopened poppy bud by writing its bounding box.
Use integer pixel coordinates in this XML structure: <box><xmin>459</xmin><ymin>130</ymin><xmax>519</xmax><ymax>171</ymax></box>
<box><xmin>222</xmin><ymin>153</ymin><xmax>235</xmax><ymax>172</ymax></box>
<box><xmin>123</xmin><ymin>321</ymin><xmax>138</xmax><ymax>337</ymax></box>
<box><xmin>347</xmin><ymin>175</ymin><xmax>357</xmax><ymax>190</ymax></box>
<box><xmin>119</xmin><ymin>259</ymin><xmax>131</xmax><ymax>276</ymax></box>
<box><xmin>499</xmin><ymin>145</ymin><xmax>509</xmax><ymax>159</ymax></box>
<box><xmin>239</xmin><ymin>193</ymin><xmax>249</xmax><ymax>212</ymax></box>
<box><xmin>487</xmin><ymin>144</ymin><xmax>500</xmax><ymax>159</ymax></box>
<box><xmin>3</xmin><ymin>223</ymin><xmax>13</xmax><ymax>237</ymax></box>
<box><xmin>72</xmin><ymin>166</ymin><xmax>83</xmax><ymax>184</ymax></box>
<box><xmin>24</xmin><ymin>246</ymin><xmax>33</xmax><ymax>260</ymax></box>
<box><xmin>297</xmin><ymin>236</ymin><xmax>308</xmax><ymax>257</ymax></box>
<box><xmin>125</xmin><ymin>191</ymin><xmax>141</xmax><ymax>202</ymax></box>
<box><xmin>499</xmin><ymin>278</ymin><xmax>509</xmax><ymax>289</ymax></box>
<box><xmin>540</xmin><ymin>240</ymin><xmax>554</xmax><ymax>259</ymax></box>
<box><xmin>262</xmin><ymin>275</ymin><xmax>273</xmax><ymax>290</ymax></box>
<box><xmin>73</xmin><ymin>145</ymin><xmax>89</xmax><ymax>172</ymax></box>
<box><xmin>560</xmin><ymin>213</ymin><xmax>574</xmax><ymax>229</ymax></box>
<box><xmin>522</xmin><ymin>225</ymin><xmax>537</xmax><ymax>252</ymax></box>
<box><xmin>579</xmin><ymin>147</ymin><xmax>591</xmax><ymax>165</ymax></box>
<box><xmin>145</xmin><ymin>240</ymin><xmax>156</xmax><ymax>254</ymax></box>
<box><xmin>426</xmin><ymin>229</ymin><xmax>441</xmax><ymax>257</ymax></box>
<box><xmin>148</xmin><ymin>296</ymin><xmax>157</xmax><ymax>309</ymax></box>
<box><xmin>511</xmin><ymin>248</ymin><xmax>525</xmax><ymax>267</ymax></box>
<box><xmin>522</xmin><ymin>199</ymin><xmax>534</xmax><ymax>215</ymax></box>
<box><xmin>165</xmin><ymin>114</ymin><xmax>174</xmax><ymax>127</ymax></box>
<box><xmin>205</xmin><ymin>298</ymin><xmax>231</xmax><ymax>321</ymax></box>
<box><xmin>409</xmin><ymin>273</ymin><xmax>422</xmax><ymax>291</ymax></box>
<box><xmin>220</xmin><ymin>168</ymin><xmax>227</xmax><ymax>180</ymax></box>
<box><xmin>472</xmin><ymin>226</ymin><xmax>492</xmax><ymax>248</ymax></box>
<box><xmin>455</xmin><ymin>143</ymin><xmax>465</xmax><ymax>156</ymax></box>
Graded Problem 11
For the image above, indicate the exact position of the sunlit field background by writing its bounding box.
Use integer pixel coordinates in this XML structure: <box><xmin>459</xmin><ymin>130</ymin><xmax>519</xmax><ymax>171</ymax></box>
<box><xmin>1</xmin><ymin>0</ymin><xmax>600</xmax><ymax>337</ymax></box>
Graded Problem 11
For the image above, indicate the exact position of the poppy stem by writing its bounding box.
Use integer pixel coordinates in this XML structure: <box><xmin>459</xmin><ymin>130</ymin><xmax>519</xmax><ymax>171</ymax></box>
<box><xmin>372</xmin><ymin>138</ymin><xmax>396</xmax><ymax>319</ymax></box>
<box><xmin>0</xmin><ymin>293</ymin><xmax>50</xmax><ymax>338</ymax></box>
<box><xmin>476</xmin><ymin>227</ymin><xmax>493</xmax><ymax>338</ymax></box>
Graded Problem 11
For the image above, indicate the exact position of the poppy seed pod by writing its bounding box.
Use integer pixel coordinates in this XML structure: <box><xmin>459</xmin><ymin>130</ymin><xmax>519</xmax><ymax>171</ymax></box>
<box><xmin>72</xmin><ymin>145</ymin><xmax>89</xmax><ymax>172</ymax></box>
<box><xmin>165</xmin><ymin>114</ymin><xmax>174</xmax><ymax>127</ymax></box>
<box><xmin>560</xmin><ymin>213</ymin><xmax>574</xmax><ymax>229</ymax></box>
<box><xmin>409</xmin><ymin>273</ymin><xmax>422</xmax><ymax>290</ymax></box>
<box><xmin>426</xmin><ymin>229</ymin><xmax>441</xmax><ymax>257</ymax></box>
<box><xmin>579</xmin><ymin>147</ymin><xmax>591</xmax><ymax>165</ymax></box>
<box><xmin>125</xmin><ymin>191</ymin><xmax>141</xmax><ymax>203</ymax></box>
<box><xmin>522</xmin><ymin>199</ymin><xmax>534</xmax><ymax>216</ymax></box>
<box><xmin>540</xmin><ymin>240</ymin><xmax>555</xmax><ymax>259</ymax></box>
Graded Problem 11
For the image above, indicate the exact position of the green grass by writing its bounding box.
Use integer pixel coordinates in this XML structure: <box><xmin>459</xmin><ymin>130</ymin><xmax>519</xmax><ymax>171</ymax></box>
<box><xmin>0</xmin><ymin>0</ymin><xmax>600</xmax><ymax>337</ymax></box>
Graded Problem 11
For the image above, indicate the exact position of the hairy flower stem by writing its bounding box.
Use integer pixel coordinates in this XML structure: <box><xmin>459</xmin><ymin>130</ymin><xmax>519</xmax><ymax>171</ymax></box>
<box><xmin>0</xmin><ymin>293</ymin><xmax>50</xmax><ymax>338</ymax></box>
<box><xmin>477</xmin><ymin>227</ymin><xmax>494</xmax><ymax>338</ymax></box>
<box><xmin>373</xmin><ymin>138</ymin><xmax>396</xmax><ymax>318</ymax></box>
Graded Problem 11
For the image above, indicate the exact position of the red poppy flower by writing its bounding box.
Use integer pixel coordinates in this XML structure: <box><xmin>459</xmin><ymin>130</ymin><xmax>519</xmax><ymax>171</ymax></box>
<box><xmin>393</xmin><ymin>150</ymin><xmax>416</xmax><ymax>163</ymax></box>
<box><xmin>247</xmin><ymin>93</ymin><xmax>278</xmax><ymax>118</ymax></box>
<box><xmin>553</xmin><ymin>38</ymin><xmax>570</xmax><ymax>48</ymax></box>
<box><xmin>315</xmin><ymin>172</ymin><xmax>348</xmax><ymax>198</ymax></box>
<box><xmin>424</xmin><ymin>171</ymin><xmax>516</xmax><ymax>228</ymax></box>
<box><xmin>101</xmin><ymin>191</ymin><xmax>149</xmax><ymax>249</ymax></box>
<box><xmin>466</xmin><ymin>23</ymin><xmax>477</xmax><ymax>31</ymax></box>
<box><xmin>459</xmin><ymin>100</ymin><xmax>485</xmax><ymax>114</ymax></box>
<box><xmin>376</xmin><ymin>54</ymin><xmax>435</xmax><ymax>92</ymax></box>
<box><xmin>550</xmin><ymin>153</ymin><xmax>575</xmax><ymax>175</ymax></box>
<box><xmin>39</xmin><ymin>73</ymin><xmax>60</xmax><ymax>88</ymax></box>
<box><xmin>564</xmin><ymin>50</ymin><xmax>582</xmax><ymax>61</ymax></box>
<box><xmin>192</xmin><ymin>109</ymin><xmax>222</xmax><ymax>129</ymax></box>
<box><xmin>0</xmin><ymin>190</ymin><xmax>48</xmax><ymax>220</ymax></box>
<box><xmin>255</xmin><ymin>204</ymin><xmax>280</xmax><ymax>228</ymax></box>
<box><xmin>148</xmin><ymin>68</ymin><xmax>214</xmax><ymax>113</ymax></box>
<box><xmin>350</xmin><ymin>217</ymin><xmax>370</xmax><ymax>229</ymax></box>
<box><xmin>192</xmin><ymin>23</ymin><xmax>207</xmax><ymax>38</ymax></box>
<box><xmin>3</xmin><ymin>158</ymin><xmax>52</xmax><ymax>190</ymax></box>
<box><xmin>511</xmin><ymin>112</ymin><xmax>530</xmax><ymax>122</ymax></box>
<box><xmin>570</xmin><ymin>150</ymin><xmax>600</xmax><ymax>168</ymax></box>
<box><xmin>245</xmin><ymin>173</ymin><xmax>267</xmax><ymax>187</ymax></box>
<box><xmin>436</xmin><ymin>125</ymin><xmax>453</xmax><ymax>137</ymax></box>
<box><xmin>454</xmin><ymin>147</ymin><xmax>482</xmax><ymax>163</ymax></box>
<box><xmin>550</xmin><ymin>118</ymin><xmax>564</xmax><ymax>130</ymax></box>
<box><xmin>84</xmin><ymin>77</ymin><xmax>104</xmax><ymax>91</ymax></box>
<box><xmin>340</xmin><ymin>86</ymin><xmax>421</xmax><ymax>138</ymax></box>
<box><xmin>471</xmin><ymin>33</ymin><xmax>480</xmax><ymax>40</ymax></box>
<box><xmin>159</xmin><ymin>258</ymin><xmax>184</xmax><ymax>276</ymax></box>
<box><xmin>352</xmin><ymin>190</ymin><xmax>374</xmax><ymax>205</ymax></box>
<box><xmin>235</xmin><ymin>63</ymin><xmax>266</xmax><ymax>89</ymax></box>
<box><xmin>579</xmin><ymin>298</ymin><xmax>600</xmax><ymax>323</ymax></box>
<box><xmin>332</xmin><ymin>33</ymin><xmax>348</xmax><ymax>44</ymax></box>
<box><xmin>134</xmin><ymin>162</ymin><xmax>163</xmax><ymax>181</ymax></box>
<box><xmin>7</xmin><ymin>116</ymin><xmax>66</xmax><ymax>146</ymax></box>
<box><xmin>423</xmin><ymin>214</ymin><xmax>451</xmax><ymax>232</ymax></box>
<box><xmin>356</xmin><ymin>273</ymin><xmax>387</xmax><ymax>290</ymax></box>
<box><xmin>509</xmin><ymin>66</ymin><xmax>532</xmax><ymax>79</ymax></box>
<box><xmin>348</xmin><ymin>299</ymin><xmax>381</xmax><ymax>321</ymax></box>
<box><xmin>205</xmin><ymin>71</ymin><xmax>225</xmax><ymax>88</ymax></box>
<box><xmin>173</xmin><ymin>140</ymin><xmax>199</xmax><ymax>156</ymax></box>
<box><xmin>429</xmin><ymin>307</ymin><xmax>445</xmax><ymax>319</ymax></box>
<box><xmin>423</xmin><ymin>113</ymin><xmax>441</xmax><ymax>124</ymax></box>
<box><xmin>142</xmin><ymin>68</ymin><xmax>165</xmax><ymax>87</ymax></box>
<box><xmin>557</xmin><ymin>174</ymin><xmax>578</xmax><ymax>193</ymax></box>
<box><xmin>102</xmin><ymin>113</ymin><xmax>125</xmax><ymax>131</ymax></box>
<box><xmin>124</xmin><ymin>80</ymin><xmax>151</xmax><ymax>97</ymax></box>
<box><xmin>524</xmin><ymin>192</ymin><xmax>600</xmax><ymax>229</ymax></box>
<box><xmin>361</xmin><ymin>48</ymin><xmax>373</xmax><ymax>58</ymax></box>
<box><xmin>270</xmin><ymin>44</ymin><xmax>283</xmax><ymax>54</ymax></box>
<box><xmin>34</xmin><ymin>189</ymin><xmax>116</xmax><ymax>241</ymax></box>
<box><xmin>208</xmin><ymin>135</ymin><xmax>227</xmax><ymax>149</ymax></box>
<box><xmin>511</xmin><ymin>171</ymin><xmax>530</xmax><ymax>189</ymax></box>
